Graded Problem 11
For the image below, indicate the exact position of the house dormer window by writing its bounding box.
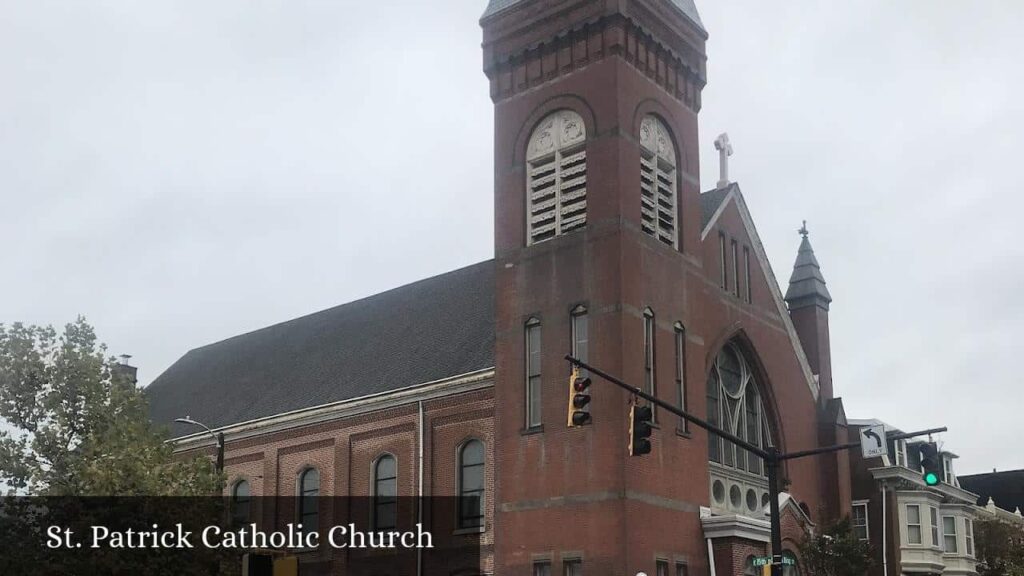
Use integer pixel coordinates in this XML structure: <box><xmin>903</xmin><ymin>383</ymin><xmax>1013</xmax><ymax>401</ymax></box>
<box><xmin>639</xmin><ymin>115</ymin><xmax>677</xmax><ymax>247</ymax></box>
<box><xmin>526</xmin><ymin>110</ymin><xmax>587</xmax><ymax>245</ymax></box>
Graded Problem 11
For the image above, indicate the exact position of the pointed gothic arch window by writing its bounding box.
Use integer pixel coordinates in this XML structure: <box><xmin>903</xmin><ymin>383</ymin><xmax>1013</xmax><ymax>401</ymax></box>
<box><xmin>707</xmin><ymin>341</ymin><xmax>774</xmax><ymax>517</ymax></box>
<box><xmin>526</xmin><ymin>110</ymin><xmax>588</xmax><ymax>245</ymax></box>
<box><xmin>639</xmin><ymin>115</ymin><xmax>678</xmax><ymax>247</ymax></box>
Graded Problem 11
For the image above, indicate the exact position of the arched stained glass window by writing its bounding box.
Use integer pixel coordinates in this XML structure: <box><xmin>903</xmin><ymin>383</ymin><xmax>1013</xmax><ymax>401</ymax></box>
<box><xmin>526</xmin><ymin>110</ymin><xmax>588</xmax><ymax>244</ymax></box>
<box><xmin>707</xmin><ymin>342</ymin><xmax>775</xmax><ymax>518</ymax></box>
<box><xmin>707</xmin><ymin>342</ymin><xmax>771</xmax><ymax>472</ymax></box>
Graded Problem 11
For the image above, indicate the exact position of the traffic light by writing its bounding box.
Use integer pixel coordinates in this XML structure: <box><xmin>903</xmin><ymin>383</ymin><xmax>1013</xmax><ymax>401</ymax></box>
<box><xmin>918</xmin><ymin>442</ymin><xmax>941</xmax><ymax>486</ymax></box>
<box><xmin>629</xmin><ymin>404</ymin><xmax>653</xmax><ymax>456</ymax></box>
<box><xmin>567</xmin><ymin>367</ymin><xmax>592</xmax><ymax>427</ymax></box>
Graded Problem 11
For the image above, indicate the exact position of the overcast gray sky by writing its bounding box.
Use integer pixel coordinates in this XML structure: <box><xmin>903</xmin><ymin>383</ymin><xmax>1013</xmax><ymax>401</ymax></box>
<box><xmin>2</xmin><ymin>1</ymin><xmax>1021</xmax><ymax>475</ymax></box>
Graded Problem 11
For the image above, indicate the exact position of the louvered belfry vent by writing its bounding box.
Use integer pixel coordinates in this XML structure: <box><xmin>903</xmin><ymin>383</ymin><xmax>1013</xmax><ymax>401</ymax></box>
<box><xmin>639</xmin><ymin>116</ymin><xmax>678</xmax><ymax>247</ymax></box>
<box><xmin>526</xmin><ymin>110</ymin><xmax>588</xmax><ymax>245</ymax></box>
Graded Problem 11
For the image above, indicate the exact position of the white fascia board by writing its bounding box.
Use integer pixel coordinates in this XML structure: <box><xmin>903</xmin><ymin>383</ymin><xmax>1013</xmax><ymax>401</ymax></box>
<box><xmin>171</xmin><ymin>368</ymin><xmax>495</xmax><ymax>451</ymax></box>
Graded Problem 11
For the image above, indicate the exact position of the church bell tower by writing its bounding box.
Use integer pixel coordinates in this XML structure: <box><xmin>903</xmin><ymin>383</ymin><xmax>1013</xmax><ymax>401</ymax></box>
<box><xmin>483</xmin><ymin>0</ymin><xmax>710</xmax><ymax>573</ymax></box>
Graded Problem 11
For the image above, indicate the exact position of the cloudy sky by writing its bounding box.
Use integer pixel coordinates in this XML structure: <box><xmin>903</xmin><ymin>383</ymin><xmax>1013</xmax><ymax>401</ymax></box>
<box><xmin>2</xmin><ymin>1</ymin><xmax>1021</xmax><ymax>475</ymax></box>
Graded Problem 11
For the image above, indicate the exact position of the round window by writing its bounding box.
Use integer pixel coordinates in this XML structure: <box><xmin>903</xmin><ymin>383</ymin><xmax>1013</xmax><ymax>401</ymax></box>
<box><xmin>746</xmin><ymin>489</ymin><xmax>759</xmax><ymax>512</ymax></box>
<box><xmin>713</xmin><ymin>480</ymin><xmax>726</xmax><ymax>503</ymax></box>
<box><xmin>729</xmin><ymin>484</ymin><xmax>742</xmax><ymax>509</ymax></box>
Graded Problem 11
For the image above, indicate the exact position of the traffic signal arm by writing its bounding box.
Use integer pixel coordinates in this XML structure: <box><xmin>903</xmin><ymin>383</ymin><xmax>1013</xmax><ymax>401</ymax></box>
<box><xmin>565</xmin><ymin>355</ymin><xmax>768</xmax><ymax>458</ymax></box>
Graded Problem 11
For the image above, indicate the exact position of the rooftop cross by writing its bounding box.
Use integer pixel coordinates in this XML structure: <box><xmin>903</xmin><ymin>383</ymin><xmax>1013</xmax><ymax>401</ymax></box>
<box><xmin>798</xmin><ymin>220</ymin><xmax>809</xmax><ymax>238</ymax></box>
<box><xmin>714</xmin><ymin>133</ymin><xmax>733</xmax><ymax>189</ymax></box>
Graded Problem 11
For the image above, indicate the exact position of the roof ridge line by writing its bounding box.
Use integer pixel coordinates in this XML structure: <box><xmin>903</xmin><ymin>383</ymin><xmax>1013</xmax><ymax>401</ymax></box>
<box><xmin>183</xmin><ymin>258</ymin><xmax>495</xmax><ymax>355</ymax></box>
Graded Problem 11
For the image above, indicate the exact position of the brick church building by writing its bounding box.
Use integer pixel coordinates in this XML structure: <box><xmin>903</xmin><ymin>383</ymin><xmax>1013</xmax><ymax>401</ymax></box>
<box><xmin>147</xmin><ymin>1</ymin><xmax>853</xmax><ymax>574</ymax></box>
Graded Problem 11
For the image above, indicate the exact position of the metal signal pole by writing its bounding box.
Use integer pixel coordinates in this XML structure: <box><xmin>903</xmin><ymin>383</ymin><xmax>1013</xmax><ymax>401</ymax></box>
<box><xmin>565</xmin><ymin>355</ymin><xmax>944</xmax><ymax>576</ymax></box>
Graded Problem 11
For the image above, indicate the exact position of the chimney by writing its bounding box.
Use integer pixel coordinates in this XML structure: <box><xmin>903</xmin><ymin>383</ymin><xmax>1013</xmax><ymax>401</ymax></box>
<box><xmin>784</xmin><ymin>222</ymin><xmax>834</xmax><ymax>400</ymax></box>
<box><xmin>113</xmin><ymin>354</ymin><xmax>138</xmax><ymax>385</ymax></box>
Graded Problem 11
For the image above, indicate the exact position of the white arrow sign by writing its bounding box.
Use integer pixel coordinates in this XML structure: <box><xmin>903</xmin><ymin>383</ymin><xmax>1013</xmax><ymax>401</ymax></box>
<box><xmin>860</xmin><ymin>424</ymin><xmax>888</xmax><ymax>459</ymax></box>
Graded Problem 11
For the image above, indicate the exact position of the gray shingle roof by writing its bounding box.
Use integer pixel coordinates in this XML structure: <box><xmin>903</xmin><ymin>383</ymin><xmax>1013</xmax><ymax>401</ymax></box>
<box><xmin>482</xmin><ymin>0</ymin><xmax>704</xmax><ymax>31</ymax></box>
<box><xmin>146</xmin><ymin>260</ymin><xmax>495</xmax><ymax>438</ymax></box>
<box><xmin>700</xmin><ymin>185</ymin><xmax>732</xmax><ymax>229</ymax></box>
<box><xmin>784</xmin><ymin>234</ymin><xmax>832</xmax><ymax>306</ymax></box>
<box><xmin>959</xmin><ymin>470</ymin><xmax>1024</xmax><ymax>512</ymax></box>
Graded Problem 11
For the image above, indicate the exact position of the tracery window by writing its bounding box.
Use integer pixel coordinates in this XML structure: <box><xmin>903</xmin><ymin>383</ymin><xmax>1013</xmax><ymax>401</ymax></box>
<box><xmin>526</xmin><ymin>110</ymin><xmax>588</xmax><ymax>245</ymax></box>
<box><xmin>707</xmin><ymin>343</ymin><xmax>771</xmax><ymax>473</ymax></box>
<box><xmin>707</xmin><ymin>342</ymin><xmax>774</xmax><ymax>516</ymax></box>
<box><xmin>639</xmin><ymin>115</ymin><xmax>678</xmax><ymax>247</ymax></box>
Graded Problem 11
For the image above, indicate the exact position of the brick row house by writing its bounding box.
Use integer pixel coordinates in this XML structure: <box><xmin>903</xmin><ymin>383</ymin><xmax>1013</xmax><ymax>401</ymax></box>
<box><xmin>847</xmin><ymin>420</ymin><xmax>1024</xmax><ymax>576</ymax></box>
<box><xmin>147</xmin><ymin>1</ymin><xmax>855</xmax><ymax>574</ymax></box>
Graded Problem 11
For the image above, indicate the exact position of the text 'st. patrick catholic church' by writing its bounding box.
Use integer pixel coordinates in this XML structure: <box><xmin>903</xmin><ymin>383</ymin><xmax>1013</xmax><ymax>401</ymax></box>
<box><xmin>147</xmin><ymin>1</ymin><xmax>851</xmax><ymax>574</ymax></box>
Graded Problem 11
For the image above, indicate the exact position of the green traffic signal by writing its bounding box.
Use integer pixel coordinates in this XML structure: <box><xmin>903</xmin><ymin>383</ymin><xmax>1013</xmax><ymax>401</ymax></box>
<box><xmin>917</xmin><ymin>442</ymin><xmax>942</xmax><ymax>486</ymax></box>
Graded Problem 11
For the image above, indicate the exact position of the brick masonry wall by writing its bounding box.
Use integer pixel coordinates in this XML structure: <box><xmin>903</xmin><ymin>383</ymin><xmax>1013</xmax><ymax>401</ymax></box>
<box><xmin>179</xmin><ymin>387</ymin><xmax>495</xmax><ymax>575</ymax></box>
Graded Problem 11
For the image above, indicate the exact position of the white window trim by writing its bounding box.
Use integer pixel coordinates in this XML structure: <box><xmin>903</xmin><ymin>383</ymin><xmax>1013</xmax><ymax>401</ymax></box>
<box><xmin>966</xmin><ymin>517</ymin><xmax>975</xmax><ymax>557</ymax></box>
<box><xmin>852</xmin><ymin>500</ymin><xmax>870</xmax><ymax>541</ymax></box>
<box><xmin>895</xmin><ymin>439</ymin><xmax>908</xmax><ymax>468</ymax></box>
<box><xmin>942</xmin><ymin>515</ymin><xmax>958</xmax><ymax>554</ymax></box>
<box><xmin>906</xmin><ymin>503</ymin><xmax>923</xmax><ymax>545</ymax></box>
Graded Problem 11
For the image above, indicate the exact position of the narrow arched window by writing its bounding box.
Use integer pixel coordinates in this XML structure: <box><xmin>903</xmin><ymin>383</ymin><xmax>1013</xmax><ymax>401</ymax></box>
<box><xmin>525</xmin><ymin>318</ymin><xmax>542</xmax><ymax>428</ymax></box>
<box><xmin>643</xmin><ymin>308</ymin><xmax>656</xmax><ymax>420</ymax></box>
<box><xmin>298</xmin><ymin>468</ymin><xmax>319</xmax><ymax>534</ymax></box>
<box><xmin>526</xmin><ymin>110</ymin><xmax>588</xmax><ymax>245</ymax></box>
<box><xmin>373</xmin><ymin>455</ymin><xmax>397</xmax><ymax>529</ymax></box>
<box><xmin>674</xmin><ymin>322</ymin><xmax>687</xmax><ymax>433</ymax></box>
<box><xmin>458</xmin><ymin>440</ymin><xmax>485</xmax><ymax>528</ymax></box>
<box><xmin>231</xmin><ymin>480</ymin><xmax>251</xmax><ymax>526</ymax></box>
<box><xmin>639</xmin><ymin>115</ymin><xmax>678</xmax><ymax>247</ymax></box>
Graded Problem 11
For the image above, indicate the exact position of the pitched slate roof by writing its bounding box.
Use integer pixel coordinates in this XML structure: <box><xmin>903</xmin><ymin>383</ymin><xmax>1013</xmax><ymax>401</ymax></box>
<box><xmin>699</xmin><ymin>185</ymin><xmax>732</xmax><ymax>230</ymax></box>
<box><xmin>784</xmin><ymin>231</ymin><xmax>832</xmax><ymax>307</ymax></box>
<box><xmin>958</xmin><ymin>470</ymin><xmax>1024</xmax><ymax>513</ymax></box>
<box><xmin>482</xmin><ymin>0</ymin><xmax>705</xmax><ymax>32</ymax></box>
<box><xmin>146</xmin><ymin>260</ymin><xmax>495</xmax><ymax>438</ymax></box>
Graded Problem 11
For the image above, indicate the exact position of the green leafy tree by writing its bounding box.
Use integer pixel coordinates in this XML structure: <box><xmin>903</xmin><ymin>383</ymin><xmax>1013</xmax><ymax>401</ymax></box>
<box><xmin>799</xmin><ymin>517</ymin><xmax>874</xmax><ymax>576</ymax></box>
<box><xmin>0</xmin><ymin>317</ymin><xmax>222</xmax><ymax>496</ymax></box>
<box><xmin>976</xmin><ymin>517</ymin><xmax>1024</xmax><ymax>576</ymax></box>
